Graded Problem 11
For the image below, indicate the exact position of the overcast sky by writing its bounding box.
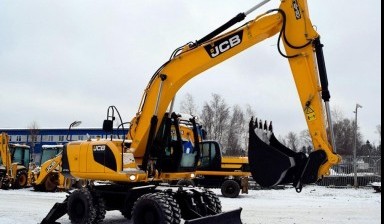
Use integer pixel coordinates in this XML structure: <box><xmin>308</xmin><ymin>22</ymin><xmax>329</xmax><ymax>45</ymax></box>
<box><xmin>0</xmin><ymin>0</ymin><xmax>381</xmax><ymax>146</ymax></box>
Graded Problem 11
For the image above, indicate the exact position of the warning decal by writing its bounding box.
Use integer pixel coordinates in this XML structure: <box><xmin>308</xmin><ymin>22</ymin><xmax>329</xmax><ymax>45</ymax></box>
<box><xmin>304</xmin><ymin>106</ymin><xmax>316</xmax><ymax>121</ymax></box>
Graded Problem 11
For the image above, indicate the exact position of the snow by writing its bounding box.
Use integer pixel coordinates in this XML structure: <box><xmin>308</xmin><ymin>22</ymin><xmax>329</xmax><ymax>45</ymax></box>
<box><xmin>0</xmin><ymin>185</ymin><xmax>381</xmax><ymax>224</ymax></box>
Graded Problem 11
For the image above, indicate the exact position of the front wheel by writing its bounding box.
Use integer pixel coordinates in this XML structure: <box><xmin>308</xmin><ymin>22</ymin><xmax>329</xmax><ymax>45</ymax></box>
<box><xmin>13</xmin><ymin>170</ymin><xmax>28</xmax><ymax>189</ymax></box>
<box><xmin>132</xmin><ymin>193</ymin><xmax>173</xmax><ymax>224</ymax></box>
<box><xmin>67</xmin><ymin>188</ymin><xmax>96</xmax><ymax>224</ymax></box>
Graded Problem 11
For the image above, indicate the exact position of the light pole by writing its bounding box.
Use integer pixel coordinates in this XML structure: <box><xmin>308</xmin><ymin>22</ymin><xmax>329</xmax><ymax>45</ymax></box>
<box><xmin>353</xmin><ymin>104</ymin><xmax>362</xmax><ymax>188</ymax></box>
<box><xmin>66</xmin><ymin>121</ymin><xmax>82</xmax><ymax>141</ymax></box>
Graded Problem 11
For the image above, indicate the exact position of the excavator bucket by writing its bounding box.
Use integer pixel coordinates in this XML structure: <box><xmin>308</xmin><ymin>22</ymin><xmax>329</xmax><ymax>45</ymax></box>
<box><xmin>185</xmin><ymin>208</ymin><xmax>243</xmax><ymax>224</ymax></box>
<box><xmin>248</xmin><ymin>118</ymin><xmax>308</xmax><ymax>188</ymax></box>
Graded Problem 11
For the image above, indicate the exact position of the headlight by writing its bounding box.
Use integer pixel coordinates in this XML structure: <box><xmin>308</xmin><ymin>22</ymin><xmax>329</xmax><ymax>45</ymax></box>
<box><xmin>129</xmin><ymin>175</ymin><xmax>136</xmax><ymax>181</ymax></box>
<box><xmin>190</xmin><ymin>173</ymin><xmax>195</xmax><ymax>178</ymax></box>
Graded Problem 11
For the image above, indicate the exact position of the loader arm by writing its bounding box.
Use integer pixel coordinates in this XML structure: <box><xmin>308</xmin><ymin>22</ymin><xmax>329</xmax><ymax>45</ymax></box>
<box><xmin>128</xmin><ymin>0</ymin><xmax>340</xmax><ymax>181</ymax></box>
<box><xmin>33</xmin><ymin>153</ymin><xmax>62</xmax><ymax>186</ymax></box>
<box><xmin>0</xmin><ymin>133</ymin><xmax>12</xmax><ymax>169</ymax></box>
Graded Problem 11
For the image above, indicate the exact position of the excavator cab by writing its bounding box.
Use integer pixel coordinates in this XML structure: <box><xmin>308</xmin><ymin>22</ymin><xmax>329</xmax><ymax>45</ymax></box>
<box><xmin>146</xmin><ymin>112</ymin><xmax>201</xmax><ymax>174</ymax></box>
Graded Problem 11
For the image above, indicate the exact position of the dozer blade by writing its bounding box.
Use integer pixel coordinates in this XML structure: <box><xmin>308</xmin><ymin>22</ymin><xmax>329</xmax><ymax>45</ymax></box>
<box><xmin>248</xmin><ymin>118</ymin><xmax>307</xmax><ymax>188</ymax></box>
<box><xmin>184</xmin><ymin>208</ymin><xmax>243</xmax><ymax>224</ymax></box>
<box><xmin>40</xmin><ymin>198</ymin><xmax>68</xmax><ymax>224</ymax></box>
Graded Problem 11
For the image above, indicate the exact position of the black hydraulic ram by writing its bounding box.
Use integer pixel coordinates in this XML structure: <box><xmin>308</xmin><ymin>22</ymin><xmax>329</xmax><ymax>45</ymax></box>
<box><xmin>314</xmin><ymin>37</ymin><xmax>337</xmax><ymax>152</ymax></box>
<box><xmin>195</xmin><ymin>0</ymin><xmax>271</xmax><ymax>46</ymax></box>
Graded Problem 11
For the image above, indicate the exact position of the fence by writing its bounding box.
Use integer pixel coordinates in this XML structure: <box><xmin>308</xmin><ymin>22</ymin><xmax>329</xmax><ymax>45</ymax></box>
<box><xmin>316</xmin><ymin>155</ymin><xmax>381</xmax><ymax>187</ymax></box>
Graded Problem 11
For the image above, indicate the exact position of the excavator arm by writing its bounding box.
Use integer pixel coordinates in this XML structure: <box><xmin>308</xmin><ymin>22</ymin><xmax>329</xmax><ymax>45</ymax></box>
<box><xmin>127</xmin><ymin>0</ymin><xmax>340</xmax><ymax>184</ymax></box>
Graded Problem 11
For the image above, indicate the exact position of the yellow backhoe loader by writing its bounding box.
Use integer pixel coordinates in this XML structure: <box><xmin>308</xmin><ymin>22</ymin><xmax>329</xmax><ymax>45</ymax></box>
<box><xmin>41</xmin><ymin>0</ymin><xmax>341</xmax><ymax>223</ymax></box>
<box><xmin>31</xmin><ymin>145</ymin><xmax>91</xmax><ymax>192</ymax></box>
<box><xmin>30</xmin><ymin>145</ymin><xmax>73</xmax><ymax>192</ymax></box>
<box><xmin>0</xmin><ymin>132</ymin><xmax>33</xmax><ymax>189</ymax></box>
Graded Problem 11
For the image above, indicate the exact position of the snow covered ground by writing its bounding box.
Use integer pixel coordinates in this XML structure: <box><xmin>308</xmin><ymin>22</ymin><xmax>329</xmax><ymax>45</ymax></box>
<box><xmin>0</xmin><ymin>185</ymin><xmax>380</xmax><ymax>224</ymax></box>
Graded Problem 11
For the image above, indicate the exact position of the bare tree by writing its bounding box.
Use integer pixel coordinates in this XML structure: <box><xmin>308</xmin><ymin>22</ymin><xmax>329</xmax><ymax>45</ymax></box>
<box><xmin>200</xmin><ymin>93</ymin><xmax>230</xmax><ymax>146</ymax></box>
<box><xmin>179</xmin><ymin>93</ymin><xmax>198</xmax><ymax>116</ymax></box>
<box><xmin>286</xmin><ymin>131</ymin><xmax>299</xmax><ymax>152</ymax></box>
<box><xmin>331</xmin><ymin>106</ymin><xmax>345</xmax><ymax>123</ymax></box>
<box><xmin>243</xmin><ymin>104</ymin><xmax>257</xmax><ymax>149</ymax></box>
<box><xmin>376</xmin><ymin>124</ymin><xmax>381</xmax><ymax>144</ymax></box>
<box><xmin>28</xmin><ymin>121</ymin><xmax>39</xmax><ymax>158</ymax></box>
<box><xmin>225</xmin><ymin>105</ymin><xmax>245</xmax><ymax>155</ymax></box>
<box><xmin>299</xmin><ymin>129</ymin><xmax>312</xmax><ymax>148</ymax></box>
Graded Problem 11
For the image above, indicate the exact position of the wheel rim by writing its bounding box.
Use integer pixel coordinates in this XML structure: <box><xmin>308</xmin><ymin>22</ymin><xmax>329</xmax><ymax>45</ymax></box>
<box><xmin>18</xmin><ymin>174</ymin><xmax>27</xmax><ymax>187</ymax></box>
<box><xmin>45</xmin><ymin>174</ymin><xmax>57</xmax><ymax>191</ymax></box>
<box><xmin>226</xmin><ymin>185</ymin><xmax>235</xmax><ymax>194</ymax></box>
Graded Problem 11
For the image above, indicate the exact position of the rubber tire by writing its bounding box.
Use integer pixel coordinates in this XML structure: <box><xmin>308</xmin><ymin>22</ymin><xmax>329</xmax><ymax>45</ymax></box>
<box><xmin>67</xmin><ymin>188</ymin><xmax>96</xmax><ymax>224</ymax></box>
<box><xmin>92</xmin><ymin>191</ymin><xmax>106</xmax><ymax>224</ymax></box>
<box><xmin>43</xmin><ymin>173</ymin><xmax>59</xmax><ymax>192</ymax></box>
<box><xmin>202</xmin><ymin>190</ymin><xmax>222</xmax><ymax>213</ymax></box>
<box><xmin>176</xmin><ymin>179</ymin><xmax>195</xmax><ymax>187</ymax></box>
<box><xmin>160</xmin><ymin>192</ymin><xmax>181</xmax><ymax>224</ymax></box>
<box><xmin>221</xmin><ymin>180</ymin><xmax>241</xmax><ymax>198</ymax></box>
<box><xmin>13</xmin><ymin>170</ymin><xmax>28</xmax><ymax>189</ymax></box>
<box><xmin>132</xmin><ymin>193</ymin><xmax>173</xmax><ymax>224</ymax></box>
<box><xmin>120</xmin><ymin>197</ymin><xmax>135</xmax><ymax>220</ymax></box>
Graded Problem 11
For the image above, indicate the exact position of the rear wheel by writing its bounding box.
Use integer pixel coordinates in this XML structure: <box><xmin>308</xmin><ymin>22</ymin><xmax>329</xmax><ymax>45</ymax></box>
<box><xmin>67</xmin><ymin>188</ymin><xmax>96</xmax><ymax>224</ymax></box>
<box><xmin>91</xmin><ymin>191</ymin><xmax>106</xmax><ymax>223</ymax></box>
<box><xmin>13</xmin><ymin>170</ymin><xmax>28</xmax><ymax>189</ymax></box>
<box><xmin>132</xmin><ymin>193</ymin><xmax>173</xmax><ymax>224</ymax></box>
<box><xmin>160</xmin><ymin>192</ymin><xmax>181</xmax><ymax>224</ymax></box>
<box><xmin>43</xmin><ymin>173</ymin><xmax>59</xmax><ymax>192</ymax></box>
<box><xmin>221</xmin><ymin>180</ymin><xmax>240</xmax><ymax>198</ymax></box>
<box><xmin>202</xmin><ymin>190</ymin><xmax>222</xmax><ymax>213</ymax></box>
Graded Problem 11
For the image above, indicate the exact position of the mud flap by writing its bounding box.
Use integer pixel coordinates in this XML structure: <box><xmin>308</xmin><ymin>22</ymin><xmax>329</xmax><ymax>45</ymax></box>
<box><xmin>40</xmin><ymin>198</ymin><xmax>68</xmax><ymax>224</ymax></box>
<box><xmin>184</xmin><ymin>208</ymin><xmax>243</xmax><ymax>224</ymax></box>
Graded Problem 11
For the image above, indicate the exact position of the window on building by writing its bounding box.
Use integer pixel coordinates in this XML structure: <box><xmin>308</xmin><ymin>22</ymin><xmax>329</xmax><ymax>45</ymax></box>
<box><xmin>16</xmin><ymin>136</ymin><xmax>22</xmax><ymax>141</ymax></box>
<box><xmin>58</xmin><ymin>136</ymin><xmax>65</xmax><ymax>142</ymax></box>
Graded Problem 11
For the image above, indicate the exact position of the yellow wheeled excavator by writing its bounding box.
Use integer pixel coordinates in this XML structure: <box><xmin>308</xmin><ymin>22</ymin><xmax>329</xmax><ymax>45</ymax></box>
<box><xmin>41</xmin><ymin>0</ymin><xmax>341</xmax><ymax>223</ymax></box>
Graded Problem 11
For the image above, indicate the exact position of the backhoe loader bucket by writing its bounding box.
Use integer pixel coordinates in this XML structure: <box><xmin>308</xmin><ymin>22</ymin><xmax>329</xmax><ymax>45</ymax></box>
<box><xmin>185</xmin><ymin>208</ymin><xmax>243</xmax><ymax>224</ymax></box>
<box><xmin>248</xmin><ymin>118</ymin><xmax>308</xmax><ymax>188</ymax></box>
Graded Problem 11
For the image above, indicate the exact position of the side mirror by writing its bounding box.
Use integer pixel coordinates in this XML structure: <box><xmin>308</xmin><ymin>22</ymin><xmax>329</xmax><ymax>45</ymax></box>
<box><xmin>103</xmin><ymin>120</ymin><xmax>113</xmax><ymax>133</ymax></box>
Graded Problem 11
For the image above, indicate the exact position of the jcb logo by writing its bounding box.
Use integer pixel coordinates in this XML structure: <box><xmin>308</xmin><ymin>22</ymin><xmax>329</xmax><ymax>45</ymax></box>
<box><xmin>204</xmin><ymin>31</ymin><xmax>243</xmax><ymax>58</ymax></box>
<box><xmin>93</xmin><ymin>145</ymin><xmax>106</xmax><ymax>152</ymax></box>
<box><xmin>292</xmin><ymin>0</ymin><xmax>301</xmax><ymax>19</ymax></box>
<box><xmin>45</xmin><ymin>161</ymin><xmax>57</xmax><ymax>172</ymax></box>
